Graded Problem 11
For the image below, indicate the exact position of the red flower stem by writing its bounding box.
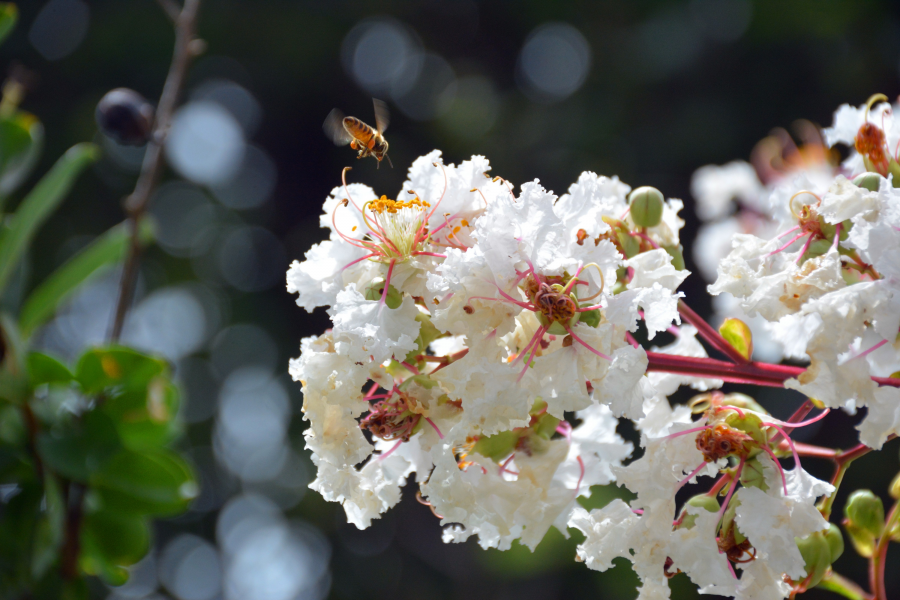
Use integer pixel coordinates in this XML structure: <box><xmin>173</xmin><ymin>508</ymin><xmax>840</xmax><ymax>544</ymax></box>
<box><xmin>644</xmin><ymin>352</ymin><xmax>900</xmax><ymax>389</ymax></box>
<box><xmin>871</xmin><ymin>502</ymin><xmax>899</xmax><ymax>600</ymax></box>
<box><xmin>677</xmin><ymin>300</ymin><xmax>750</xmax><ymax>364</ymax></box>
<box><xmin>788</xmin><ymin>442</ymin><xmax>837</xmax><ymax>460</ymax></box>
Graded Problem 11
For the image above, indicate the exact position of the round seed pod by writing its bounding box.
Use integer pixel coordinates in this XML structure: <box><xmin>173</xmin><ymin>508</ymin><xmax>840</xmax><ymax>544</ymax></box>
<box><xmin>95</xmin><ymin>88</ymin><xmax>155</xmax><ymax>146</ymax></box>
<box><xmin>628</xmin><ymin>186</ymin><xmax>664</xmax><ymax>228</ymax></box>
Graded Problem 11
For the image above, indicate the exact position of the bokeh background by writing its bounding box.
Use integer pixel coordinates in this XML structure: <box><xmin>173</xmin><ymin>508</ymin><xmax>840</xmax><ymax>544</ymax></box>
<box><xmin>3</xmin><ymin>0</ymin><xmax>900</xmax><ymax>598</ymax></box>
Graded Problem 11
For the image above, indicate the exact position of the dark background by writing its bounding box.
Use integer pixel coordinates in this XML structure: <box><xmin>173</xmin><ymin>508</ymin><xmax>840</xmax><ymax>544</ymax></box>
<box><xmin>3</xmin><ymin>0</ymin><xmax>900</xmax><ymax>598</ymax></box>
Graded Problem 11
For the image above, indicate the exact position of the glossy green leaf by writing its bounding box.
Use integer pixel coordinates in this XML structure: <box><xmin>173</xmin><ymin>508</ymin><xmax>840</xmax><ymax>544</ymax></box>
<box><xmin>20</xmin><ymin>220</ymin><xmax>153</xmax><ymax>339</ymax></box>
<box><xmin>91</xmin><ymin>448</ymin><xmax>197</xmax><ymax>516</ymax></box>
<box><xmin>0</xmin><ymin>4</ymin><xmax>17</xmax><ymax>46</ymax></box>
<box><xmin>82</xmin><ymin>510</ymin><xmax>150</xmax><ymax>568</ymax></box>
<box><xmin>36</xmin><ymin>411</ymin><xmax>120</xmax><ymax>482</ymax></box>
<box><xmin>0</xmin><ymin>110</ymin><xmax>43</xmax><ymax>202</ymax></box>
<box><xmin>76</xmin><ymin>346</ymin><xmax>167</xmax><ymax>395</ymax></box>
<box><xmin>0</xmin><ymin>143</ymin><xmax>99</xmax><ymax>293</ymax></box>
<box><xmin>26</xmin><ymin>352</ymin><xmax>73</xmax><ymax>388</ymax></box>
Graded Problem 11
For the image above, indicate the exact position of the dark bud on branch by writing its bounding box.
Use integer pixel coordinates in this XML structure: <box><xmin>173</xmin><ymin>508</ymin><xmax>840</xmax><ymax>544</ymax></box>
<box><xmin>95</xmin><ymin>88</ymin><xmax>155</xmax><ymax>146</ymax></box>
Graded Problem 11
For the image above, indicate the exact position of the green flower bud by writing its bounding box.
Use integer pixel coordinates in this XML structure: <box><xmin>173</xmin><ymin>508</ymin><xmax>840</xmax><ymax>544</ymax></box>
<box><xmin>890</xmin><ymin>471</ymin><xmax>900</xmax><ymax>500</ymax></box>
<box><xmin>628</xmin><ymin>186</ymin><xmax>665</xmax><ymax>228</ymax></box>
<box><xmin>740</xmin><ymin>457</ymin><xmax>768</xmax><ymax>491</ymax></box>
<box><xmin>853</xmin><ymin>172</ymin><xmax>883</xmax><ymax>192</ymax></box>
<box><xmin>364</xmin><ymin>278</ymin><xmax>402</xmax><ymax>309</ymax></box>
<box><xmin>824</xmin><ymin>523</ymin><xmax>844</xmax><ymax>563</ymax></box>
<box><xmin>795</xmin><ymin>531</ymin><xmax>834</xmax><ymax>588</ymax></box>
<box><xmin>579</xmin><ymin>308</ymin><xmax>601</xmax><ymax>328</ymax></box>
<box><xmin>533</xmin><ymin>412</ymin><xmax>561</xmax><ymax>440</ymax></box>
<box><xmin>845</xmin><ymin>490</ymin><xmax>885</xmax><ymax>538</ymax></box>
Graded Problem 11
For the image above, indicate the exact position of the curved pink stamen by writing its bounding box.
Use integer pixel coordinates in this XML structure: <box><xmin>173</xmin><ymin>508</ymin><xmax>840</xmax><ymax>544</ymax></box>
<box><xmin>766</xmin><ymin>231</ymin><xmax>805</xmax><ymax>257</ymax></box>
<box><xmin>630</xmin><ymin>231</ymin><xmax>660</xmax><ymax>249</ymax></box>
<box><xmin>415</xmin><ymin>251</ymin><xmax>447</xmax><ymax>258</ymax></box>
<box><xmin>795</xmin><ymin>233</ymin><xmax>815</xmax><ymax>264</ymax></box>
<box><xmin>513</xmin><ymin>325</ymin><xmax>546</xmax><ymax>368</ymax></box>
<box><xmin>379</xmin><ymin>259</ymin><xmax>396</xmax><ymax>306</ymax></box>
<box><xmin>576</xmin><ymin>303</ymin><xmax>604</xmax><ymax>312</ymax></box>
<box><xmin>341</xmin><ymin>253</ymin><xmax>377</xmax><ymax>272</ymax></box>
<box><xmin>850</xmin><ymin>339</ymin><xmax>888</xmax><ymax>362</ymax></box>
<box><xmin>763</xmin><ymin>409</ymin><xmax>830</xmax><ymax>429</ymax></box>
<box><xmin>664</xmin><ymin>424</ymin><xmax>712</xmax><ymax>441</ymax></box>
<box><xmin>759</xmin><ymin>444</ymin><xmax>789</xmax><ymax>495</ymax></box>
<box><xmin>499</xmin><ymin>454</ymin><xmax>516</xmax><ymax>475</ymax></box>
<box><xmin>364</xmin><ymin>382</ymin><xmax>381</xmax><ymax>399</ymax></box>
<box><xmin>424</xmin><ymin>417</ymin><xmax>444</xmax><ymax>439</ymax></box>
<box><xmin>676</xmin><ymin>461</ymin><xmax>708</xmax><ymax>492</ymax></box>
<box><xmin>575</xmin><ymin>456</ymin><xmax>585</xmax><ymax>494</ymax></box>
<box><xmin>557</xmin><ymin>421</ymin><xmax>573</xmax><ymax>443</ymax></box>
<box><xmin>562</xmin><ymin>263</ymin><xmax>584</xmax><ymax>294</ymax></box>
<box><xmin>564</xmin><ymin>325</ymin><xmax>612</xmax><ymax>361</ymax></box>
<box><xmin>379</xmin><ymin>440</ymin><xmax>403</xmax><ymax>461</ymax></box>
<box><xmin>717</xmin><ymin>456</ymin><xmax>745</xmax><ymax>521</ymax></box>
<box><xmin>775</xmin><ymin>224</ymin><xmax>801</xmax><ymax>240</ymax></box>
<box><xmin>763</xmin><ymin>422</ymin><xmax>801</xmax><ymax>471</ymax></box>
<box><xmin>718</xmin><ymin>406</ymin><xmax>746</xmax><ymax>419</ymax></box>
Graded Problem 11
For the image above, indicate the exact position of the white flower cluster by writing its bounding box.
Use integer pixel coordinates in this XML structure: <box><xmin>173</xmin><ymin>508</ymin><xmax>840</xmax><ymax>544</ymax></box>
<box><xmin>288</xmin><ymin>94</ymin><xmax>900</xmax><ymax>598</ymax></box>
<box><xmin>288</xmin><ymin>150</ymin><xmax>696</xmax><ymax>549</ymax></box>
<box><xmin>706</xmin><ymin>95</ymin><xmax>900</xmax><ymax>448</ymax></box>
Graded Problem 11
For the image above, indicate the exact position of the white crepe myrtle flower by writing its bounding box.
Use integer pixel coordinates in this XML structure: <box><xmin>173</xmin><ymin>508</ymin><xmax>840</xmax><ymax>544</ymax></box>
<box><xmin>824</xmin><ymin>93</ymin><xmax>900</xmax><ymax>177</ymax></box>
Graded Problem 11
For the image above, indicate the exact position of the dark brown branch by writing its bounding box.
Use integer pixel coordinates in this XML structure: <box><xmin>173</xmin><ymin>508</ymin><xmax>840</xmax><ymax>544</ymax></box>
<box><xmin>109</xmin><ymin>0</ymin><xmax>202</xmax><ymax>342</ymax></box>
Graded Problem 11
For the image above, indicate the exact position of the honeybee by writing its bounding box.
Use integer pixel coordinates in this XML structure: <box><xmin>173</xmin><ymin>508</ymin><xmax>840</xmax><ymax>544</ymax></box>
<box><xmin>324</xmin><ymin>98</ymin><xmax>393</xmax><ymax>168</ymax></box>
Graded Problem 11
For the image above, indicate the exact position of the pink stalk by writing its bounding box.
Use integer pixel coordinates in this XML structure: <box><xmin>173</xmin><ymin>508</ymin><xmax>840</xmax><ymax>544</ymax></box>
<box><xmin>766</xmin><ymin>231</ymin><xmax>805</xmax><ymax>257</ymax></box>
<box><xmin>666</xmin><ymin>324</ymin><xmax>682</xmax><ymax>337</ymax></box>
<box><xmin>619</xmin><ymin>207</ymin><xmax>631</xmax><ymax>220</ymax></box>
<box><xmin>379</xmin><ymin>259</ymin><xmax>396</xmax><ymax>306</ymax></box>
<box><xmin>795</xmin><ymin>233</ymin><xmax>815</xmax><ymax>264</ymax></box>
<box><xmin>517</xmin><ymin>327</ymin><xmax>547</xmax><ymax>382</ymax></box>
<box><xmin>331</xmin><ymin>203</ymin><xmax>378</xmax><ymax>252</ymax></box>
<box><xmin>831</xmin><ymin>223</ymin><xmax>842</xmax><ymax>251</ymax></box>
<box><xmin>676</xmin><ymin>462</ymin><xmax>708</xmax><ymax>492</ymax></box>
<box><xmin>415</xmin><ymin>251</ymin><xmax>448</xmax><ymax>259</ymax></box>
<box><xmin>625</xmin><ymin>331</ymin><xmax>640</xmax><ymax>348</ymax></box>
<box><xmin>576</xmin><ymin>303</ymin><xmax>604</xmax><ymax>312</ymax></box>
<box><xmin>557</xmin><ymin>421</ymin><xmax>573</xmax><ymax>443</ymax></box>
<box><xmin>677</xmin><ymin>301</ymin><xmax>750</xmax><ymax>365</ymax></box>
<box><xmin>760</xmin><ymin>444</ymin><xmax>789</xmax><ymax>495</ymax></box>
<box><xmin>365</xmin><ymin>393</ymin><xmax>393</xmax><ymax>401</ymax></box>
<box><xmin>764</xmin><ymin>422</ymin><xmax>801</xmax><ymax>470</ymax></box>
<box><xmin>379</xmin><ymin>440</ymin><xmax>403</xmax><ymax>461</ymax></box>
<box><xmin>364</xmin><ymin>382</ymin><xmax>381</xmax><ymax>399</ymax></box>
<box><xmin>424</xmin><ymin>162</ymin><xmax>450</xmax><ymax>224</ymax></box>
<box><xmin>726</xmin><ymin>559</ymin><xmax>738</xmax><ymax>580</ymax></box>
<box><xmin>424</xmin><ymin>417</ymin><xmax>444</xmax><ymax>439</ymax></box>
<box><xmin>401</xmin><ymin>361</ymin><xmax>420</xmax><ymax>376</ymax></box>
<box><xmin>341</xmin><ymin>253</ymin><xmax>377</xmax><ymax>272</ymax></box>
<box><xmin>562</xmin><ymin>263</ymin><xmax>585</xmax><ymax>294</ymax></box>
<box><xmin>341</xmin><ymin>167</ymin><xmax>364</xmax><ymax>212</ymax></box>
<box><xmin>718</xmin><ymin>405</ymin><xmax>746</xmax><ymax>419</ymax></box>
<box><xmin>632</xmin><ymin>508</ymin><xmax>644</xmax><ymax>515</ymax></box>
<box><xmin>564</xmin><ymin>325</ymin><xmax>612</xmax><ymax>361</ymax></box>
<box><xmin>426</xmin><ymin>211</ymin><xmax>461</xmax><ymax>237</ymax></box>
<box><xmin>717</xmin><ymin>457</ymin><xmax>745</xmax><ymax>521</ymax></box>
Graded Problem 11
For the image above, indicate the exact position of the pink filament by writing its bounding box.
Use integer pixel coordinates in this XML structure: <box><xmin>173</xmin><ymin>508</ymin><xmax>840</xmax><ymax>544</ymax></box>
<box><xmin>564</xmin><ymin>326</ymin><xmax>612</xmax><ymax>361</ymax></box>
<box><xmin>664</xmin><ymin>424</ymin><xmax>712</xmax><ymax>440</ymax></box>
<box><xmin>557</xmin><ymin>421</ymin><xmax>573</xmax><ymax>443</ymax></box>
<box><xmin>424</xmin><ymin>417</ymin><xmax>444</xmax><ymax>439</ymax></box>
<box><xmin>630</xmin><ymin>231</ymin><xmax>661</xmax><ymax>249</ymax></box>
<box><xmin>760</xmin><ymin>444</ymin><xmax>789</xmax><ymax>495</ymax></box>
<box><xmin>763</xmin><ymin>422</ymin><xmax>801</xmax><ymax>471</ymax></box>
<box><xmin>850</xmin><ymin>339</ymin><xmax>888</xmax><ymax>362</ymax></box>
<box><xmin>379</xmin><ymin>259</ymin><xmax>396</xmax><ymax>306</ymax></box>
<box><xmin>795</xmin><ymin>233</ymin><xmax>815</xmax><ymax>264</ymax></box>
<box><xmin>831</xmin><ymin>223</ymin><xmax>842</xmax><ymax>251</ymax></box>
<box><xmin>718</xmin><ymin>406</ymin><xmax>746</xmax><ymax>419</ymax></box>
<box><xmin>775</xmin><ymin>224</ymin><xmax>801</xmax><ymax>240</ymax></box>
<box><xmin>717</xmin><ymin>456</ymin><xmax>745</xmax><ymax>522</ymax></box>
<box><xmin>415</xmin><ymin>251</ymin><xmax>448</xmax><ymax>259</ymax></box>
<box><xmin>766</xmin><ymin>231</ymin><xmax>805</xmax><ymax>257</ymax></box>
<box><xmin>763</xmin><ymin>409</ymin><xmax>830</xmax><ymax>429</ymax></box>
<box><xmin>499</xmin><ymin>454</ymin><xmax>516</xmax><ymax>475</ymax></box>
<box><xmin>379</xmin><ymin>440</ymin><xmax>403</xmax><ymax>461</ymax></box>
<box><xmin>401</xmin><ymin>361</ymin><xmax>420</xmax><ymax>376</ymax></box>
<box><xmin>575</xmin><ymin>456</ymin><xmax>585</xmax><ymax>494</ymax></box>
<box><xmin>676</xmin><ymin>462</ymin><xmax>708</xmax><ymax>493</ymax></box>
<box><xmin>341</xmin><ymin>253</ymin><xmax>377</xmax><ymax>272</ymax></box>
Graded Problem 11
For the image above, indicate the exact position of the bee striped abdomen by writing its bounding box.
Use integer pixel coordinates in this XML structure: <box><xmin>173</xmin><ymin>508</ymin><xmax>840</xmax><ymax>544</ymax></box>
<box><xmin>343</xmin><ymin>116</ymin><xmax>375</xmax><ymax>146</ymax></box>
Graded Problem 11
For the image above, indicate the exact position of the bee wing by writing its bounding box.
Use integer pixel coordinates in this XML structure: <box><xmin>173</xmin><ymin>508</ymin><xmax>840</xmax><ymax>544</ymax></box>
<box><xmin>323</xmin><ymin>108</ymin><xmax>353</xmax><ymax>146</ymax></box>
<box><xmin>373</xmin><ymin>98</ymin><xmax>390</xmax><ymax>135</ymax></box>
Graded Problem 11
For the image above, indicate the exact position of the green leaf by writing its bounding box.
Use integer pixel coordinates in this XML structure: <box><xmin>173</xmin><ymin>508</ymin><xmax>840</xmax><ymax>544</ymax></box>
<box><xmin>82</xmin><ymin>510</ymin><xmax>150</xmax><ymax>568</ymax></box>
<box><xmin>0</xmin><ymin>4</ymin><xmax>17</xmax><ymax>46</ymax></box>
<box><xmin>718</xmin><ymin>317</ymin><xmax>753</xmax><ymax>361</ymax></box>
<box><xmin>0</xmin><ymin>110</ymin><xmax>42</xmax><ymax>203</ymax></box>
<box><xmin>76</xmin><ymin>346</ymin><xmax>167</xmax><ymax>396</ymax></box>
<box><xmin>20</xmin><ymin>221</ymin><xmax>153</xmax><ymax>339</ymax></box>
<box><xmin>36</xmin><ymin>410</ymin><xmax>120</xmax><ymax>482</ymax></box>
<box><xmin>0</xmin><ymin>143</ymin><xmax>99</xmax><ymax>293</ymax></box>
<box><xmin>91</xmin><ymin>448</ymin><xmax>197</xmax><ymax>516</ymax></box>
<box><xmin>101</xmin><ymin>377</ymin><xmax>181</xmax><ymax>451</ymax></box>
<box><xmin>27</xmin><ymin>352</ymin><xmax>73</xmax><ymax>388</ymax></box>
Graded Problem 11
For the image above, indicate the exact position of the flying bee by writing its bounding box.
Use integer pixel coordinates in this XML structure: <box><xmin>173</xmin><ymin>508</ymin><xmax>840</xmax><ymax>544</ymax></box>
<box><xmin>323</xmin><ymin>98</ymin><xmax>393</xmax><ymax>168</ymax></box>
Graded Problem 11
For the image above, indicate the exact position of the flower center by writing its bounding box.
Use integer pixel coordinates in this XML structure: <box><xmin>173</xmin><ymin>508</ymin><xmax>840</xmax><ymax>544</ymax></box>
<box><xmin>359</xmin><ymin>389</ymin><xmax>421</xmax><ymax>442</ymax></box>
<box><xmin>524</xmin><ymin>276</ymin><xmax>577</xmax><ymax>325</ymax></box>
<box><xmin>695</xmin><ymin>423</ymin><xmax>751</xmax><ymax>462</ymax></box>
<box><xmin>365</xmin><ymin>195</ymin><xmax>432</xmax><ymax>260</ymax></box>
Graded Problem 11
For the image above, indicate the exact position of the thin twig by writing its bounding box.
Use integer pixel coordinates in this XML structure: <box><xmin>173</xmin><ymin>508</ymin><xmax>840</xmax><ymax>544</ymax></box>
<box><xmin>155</xmin><ymin>0</ymin><xmax>181</xmax><ymax>22</ymax></box>
<box><xmin>109</xmin><ymin>0</ymin><xmax>202</xmax><ymax>342</ymax></box>
<box><xmin>61</xmin><ymin>0</ymin><xmax>202</xmax><ymax>581</ymax></box>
